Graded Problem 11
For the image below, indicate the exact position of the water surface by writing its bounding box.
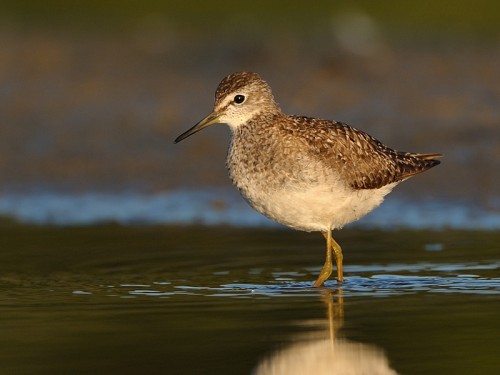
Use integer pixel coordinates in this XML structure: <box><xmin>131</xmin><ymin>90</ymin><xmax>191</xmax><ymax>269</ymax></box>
<box><xmin>1</xmin><ymin>225</ymin><xmax>498</xmax><ymax>374</ymax></box>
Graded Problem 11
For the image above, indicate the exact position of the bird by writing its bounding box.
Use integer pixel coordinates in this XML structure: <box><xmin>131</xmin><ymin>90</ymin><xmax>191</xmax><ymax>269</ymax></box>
<box><xmin>174</xmin><ymin>71</ymin><xmax>441</xmax><ymax>287</ymax></box>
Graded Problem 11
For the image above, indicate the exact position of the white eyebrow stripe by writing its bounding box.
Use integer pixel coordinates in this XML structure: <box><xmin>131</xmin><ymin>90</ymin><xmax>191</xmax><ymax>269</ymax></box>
<box><xmin>217</xmin><ymin>90</ymin><xmax>250</xmax><ymax>111</ymax></box>
<box><xmin>218</xmin><ymin>95</ymin><xmax>234</xmax><ymax>109</ymax></box>
<box><xmin>217</xmin><ymin>101</ymin><xmax>231</xmax><ymax>114</ymax></box>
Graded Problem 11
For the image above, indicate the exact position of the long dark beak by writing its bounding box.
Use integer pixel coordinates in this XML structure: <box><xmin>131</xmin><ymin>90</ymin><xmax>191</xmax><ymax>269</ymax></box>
<box><xmin>174</xmin><ymin>111</ymin><xmax>221</xmax><ymax>144</ymax></box>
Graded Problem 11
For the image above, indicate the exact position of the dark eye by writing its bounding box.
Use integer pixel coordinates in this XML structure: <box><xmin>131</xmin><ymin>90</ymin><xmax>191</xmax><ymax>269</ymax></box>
<box><xmin>234</xmin><ymin>94</ymin><xmax>245</xmax><ymax>104</ymax></box>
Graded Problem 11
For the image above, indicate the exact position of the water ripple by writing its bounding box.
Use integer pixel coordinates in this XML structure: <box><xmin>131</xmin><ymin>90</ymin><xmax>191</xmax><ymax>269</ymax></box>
<box><xmin>124</xmin><ymin>273</ymin><xmax>500</xmax><ymax>299</ymax></box>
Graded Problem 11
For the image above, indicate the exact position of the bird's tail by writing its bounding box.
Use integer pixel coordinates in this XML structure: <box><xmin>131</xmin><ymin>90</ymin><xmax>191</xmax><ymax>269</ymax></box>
<box><xmin>411</xmin><ymin>153</ymin><xmax>443</xmax><ymax>160</ymax></box>
<box><xmin>398</xmin><ymin>152</ymin><xmax>442</xmax><ymax>180</ymax></box>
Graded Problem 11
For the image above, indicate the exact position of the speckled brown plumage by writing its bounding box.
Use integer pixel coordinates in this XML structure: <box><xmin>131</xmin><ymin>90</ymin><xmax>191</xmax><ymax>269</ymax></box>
<box><xmin>282</xmin><ymin>116</ymin><xmax>441</xmax><ymax>190</ymax></box>
<box><xmin>174</xmin><ymin>71</ymin><xmax>442</xmax><ymax>286</ymax></box>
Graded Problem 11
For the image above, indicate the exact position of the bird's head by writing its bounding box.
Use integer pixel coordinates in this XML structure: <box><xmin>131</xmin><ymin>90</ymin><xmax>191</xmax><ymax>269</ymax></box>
<box><xmin>174</xmin><ymin>72</ymin><xmax>280</xmax><ymax>143</ymax></box>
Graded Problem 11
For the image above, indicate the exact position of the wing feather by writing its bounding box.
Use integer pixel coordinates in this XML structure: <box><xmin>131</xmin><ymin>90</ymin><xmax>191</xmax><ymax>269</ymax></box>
<box><xmin>286</xmin><ymin>116</ymin><xmax>441</xmax><ymax>190</ymax></box>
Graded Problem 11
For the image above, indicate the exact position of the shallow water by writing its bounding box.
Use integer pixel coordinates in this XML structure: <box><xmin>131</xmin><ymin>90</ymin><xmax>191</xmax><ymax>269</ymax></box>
<box><xmin>0</xmin><ymin>225</ymin><xmax>498</xmax><ymax>374</ymax></box>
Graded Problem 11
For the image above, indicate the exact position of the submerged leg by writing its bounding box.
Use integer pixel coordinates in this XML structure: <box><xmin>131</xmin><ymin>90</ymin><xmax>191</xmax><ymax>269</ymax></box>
<box><xmin>313</xmin><ymin>231</ymin><xmax>333</xmax><ymax>287</ymax></box>
<box><xmin>319</xmin><ymin>231</ymin><xmax>344</xmax><ymax>284</ymax></box>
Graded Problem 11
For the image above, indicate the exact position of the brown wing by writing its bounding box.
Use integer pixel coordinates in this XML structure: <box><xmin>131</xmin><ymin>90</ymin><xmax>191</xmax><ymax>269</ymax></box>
<box><xmin>287</xmin><ymin>116</ymin><xmax>442</xmax><ymax>190</ymax></box>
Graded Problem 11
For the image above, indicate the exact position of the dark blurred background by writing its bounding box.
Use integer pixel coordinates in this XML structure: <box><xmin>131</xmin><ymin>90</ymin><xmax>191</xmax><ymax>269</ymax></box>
<box><xmin>0</xmin><ymin>0</ymin><xmax>499</xmax><ymax>227</ymax></box>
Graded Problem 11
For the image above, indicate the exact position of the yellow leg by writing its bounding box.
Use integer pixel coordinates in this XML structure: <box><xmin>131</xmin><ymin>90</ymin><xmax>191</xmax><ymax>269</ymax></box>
<box><xmin>313</xmin><ymin>231</ymin><xmax>344</xmax><ymax>287</ymax></box>
<box><xmin>331</xmin><ymin>235</ymin><xmax>343</xmax><ymax>283</ymax></box>
<box><xmin>313</xmin><ymin>231</ymin><xmax>333</xmax><ymax>287</ymax></box>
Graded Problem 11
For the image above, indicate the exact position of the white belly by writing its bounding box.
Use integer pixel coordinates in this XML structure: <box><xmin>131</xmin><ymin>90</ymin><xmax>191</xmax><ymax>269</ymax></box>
<box><xmin>239</xmin><ymin>181</ymin><xmax>398</xmax><ymax>232</ymax></box>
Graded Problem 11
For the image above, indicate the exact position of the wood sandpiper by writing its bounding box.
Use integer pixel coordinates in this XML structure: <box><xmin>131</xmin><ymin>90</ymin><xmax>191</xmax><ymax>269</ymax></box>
<box><xmin>174</xmin><ymin>72</ymin><xmax>441</xmax><ymax>287</ymax></box>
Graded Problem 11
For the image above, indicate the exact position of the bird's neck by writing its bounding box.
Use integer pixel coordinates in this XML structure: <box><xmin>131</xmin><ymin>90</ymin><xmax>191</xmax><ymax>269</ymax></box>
<box><xmin>231</xmin><ymin>111</ymin><xmax>283</xmax><ymax>135</ymax></box>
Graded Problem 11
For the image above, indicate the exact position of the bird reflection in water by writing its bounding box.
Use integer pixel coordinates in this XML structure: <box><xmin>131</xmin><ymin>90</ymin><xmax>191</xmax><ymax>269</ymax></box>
<box><xmin>253</xmin><ymin>290</ymin><xmax>398</xmax><ymax>375</ymax></box>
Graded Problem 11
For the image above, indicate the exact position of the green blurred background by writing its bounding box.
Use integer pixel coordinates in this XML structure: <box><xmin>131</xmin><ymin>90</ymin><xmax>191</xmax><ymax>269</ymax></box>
<box><xmin>3</xmin><ymin>0</ymin><xmax>500</xmax><ymax>35</ymax></box>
